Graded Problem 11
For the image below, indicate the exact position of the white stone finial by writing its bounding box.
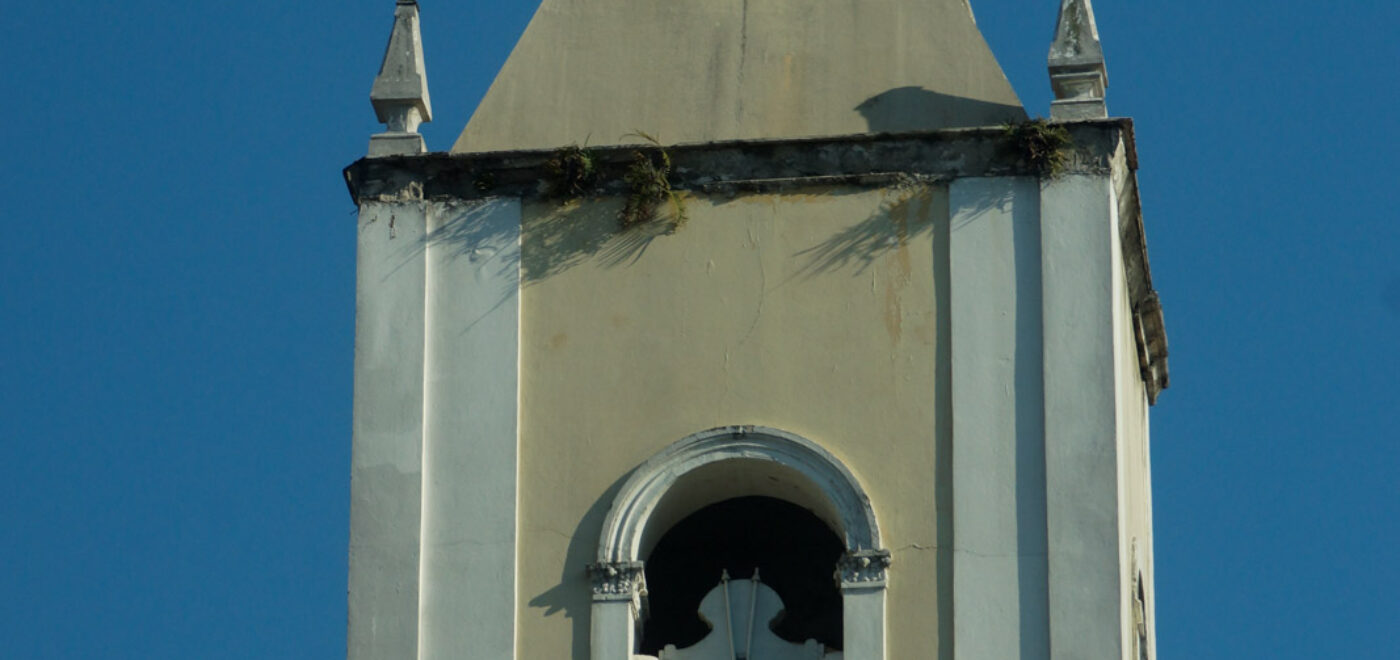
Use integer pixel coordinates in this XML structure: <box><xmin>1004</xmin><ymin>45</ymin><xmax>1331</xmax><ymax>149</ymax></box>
<box><xmin>1048</xmin><ymin>0</ymin><xmax>1108</xmax><ymax>120</ymax></box>
<box><xmin>369</xmin><ymin>0</ymin><xmax>432</xmax><ymax>156</ymax></box>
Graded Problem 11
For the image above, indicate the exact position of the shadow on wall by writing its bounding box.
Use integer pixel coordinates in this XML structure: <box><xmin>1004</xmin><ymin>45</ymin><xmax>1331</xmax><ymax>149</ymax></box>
<box><xmin>422</xmin><ymin>197</ymin><xmax>666</xmax><ymax>332</ymax></box>
<box><xmin>525</xmin><ymin>473</ymin><xmax>631</xmax><ymax>660</ymax></box>
<box><xmin>1007</xmin><ymin>181</ymin><xmax>1051</xmax><ymax>659</ymax></box>
<box><xmin>794</xmin><ymin>180</ymin><xmax>1014</xmax><ymax>281</ymax></box>
<box><xmin>855</xmin><ymin>86</ymin><xmax>1024</xmax><ymax>133</ymax></box>
<box><xmin>422</xmin><ymin>86</ymin><xmax>1023</xmax><ymax>319</ymax></box>
<box><xmin>791</xmin><ymin>184</ymin><xmax>941</xmax><ymax>280</ymax></box>
<box><xmin>428</xmin><ymin>198</ymin><xmax>664</xmax><ymax>284</ymax></box>
<box><xmin>519</xmin><ymin>199</ymin><xmax>668</xmax><ymax>283</ymax></box>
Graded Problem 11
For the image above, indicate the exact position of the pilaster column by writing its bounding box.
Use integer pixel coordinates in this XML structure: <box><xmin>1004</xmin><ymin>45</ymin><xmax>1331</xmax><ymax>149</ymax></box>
<box><xmin>949</xmin><ymin>177</ymin><xmax>1050</xmax><ymax>660</ymax></box>
<box><xmin>418</xmin><ymin>199</ymin><xmax>522</xmax><ymax>659</ymax></box>
<box><xmin>349</xmin><ymin>196</ymin><xmax>428</xmax><ymax>659</ymax></box>
<box><xmin>838</xmin><ymin>550</ymin><xmax>891</xmax><ymax>660</ymax></box>
<box><xmin>1040</xmin><ymin>174</ymin><xmax>1125</xmax><ymax>659</ymax></box>
<box><xmin>590</xmin><ymin>561</ymin><xmax>647</xmax><ymax>660</ymax></box>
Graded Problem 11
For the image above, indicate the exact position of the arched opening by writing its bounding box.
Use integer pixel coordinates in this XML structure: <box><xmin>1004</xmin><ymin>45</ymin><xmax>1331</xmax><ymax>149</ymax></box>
<box><xmin>590</xmin><ymin>426</ymin><xmax>888</xmax><ymax>660</ymax></box>
<box><xmin>640</xmin><ymin>496</ymin><xmax>845</xmax><ymax>655</ymax></box>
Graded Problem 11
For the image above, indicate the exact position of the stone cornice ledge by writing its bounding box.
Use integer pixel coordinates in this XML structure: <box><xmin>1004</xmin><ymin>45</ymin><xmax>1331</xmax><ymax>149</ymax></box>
<box><xmin>344</xmin><ymin>120</ymin><xmax>1134</xmax><ymax>203</ymax></box>
<box><xmin>1107</xmin><ymin>122</ymin><xmax>1169</xmax><ymax>403</ymax></box>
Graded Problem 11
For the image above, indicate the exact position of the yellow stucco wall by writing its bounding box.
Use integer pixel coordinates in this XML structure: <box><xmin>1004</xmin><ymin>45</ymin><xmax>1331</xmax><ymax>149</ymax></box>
<box><xmin>514</xmin><ymin>185</ymin><xmax>952</xmax><ymax>658</ymax></box>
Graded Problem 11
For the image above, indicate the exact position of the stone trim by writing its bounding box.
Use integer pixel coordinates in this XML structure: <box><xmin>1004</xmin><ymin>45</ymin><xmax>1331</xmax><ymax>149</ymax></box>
<box><xmin>1048</xmin><ymin>0</ymin><xmax>1108</xmax><ymax>120</ymax></box>
<box><xmin>596</xmin><ymin>426</ymin><xmax>883</xmax><ymax>564</ymax></box>
<box><xmin>592</xmin><ymin>426</ymin><xmax>888</xmax><ymax>659</ymax></box>
<box><xmin>368</xmin><ymin>0</ymin><xmax>431</xmax><ymax>156</ymax></box>
<box><xmin>837</xmin><ymin>550</ymin><xmax>893</xmax><ymax>589</ymax></box>
<box><xmin>1110</xmin><ymin>131</ymin><xmax>1169</xmax><ymax>403</ymax></box>
<box><xmin>588</xmin><ymin>561</ymin><xmax>648</xmax><ymax>604</ymax></box>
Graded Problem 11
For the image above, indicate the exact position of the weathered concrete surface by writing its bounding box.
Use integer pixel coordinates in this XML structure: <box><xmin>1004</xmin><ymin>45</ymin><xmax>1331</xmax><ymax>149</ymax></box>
<box><xmin>453</xmin><ymin>0</ymin><xmax>1024</xmax><ymax>152</ymax></box>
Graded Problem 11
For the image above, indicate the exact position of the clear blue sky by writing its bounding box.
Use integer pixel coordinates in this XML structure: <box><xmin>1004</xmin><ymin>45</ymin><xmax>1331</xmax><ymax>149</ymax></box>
<box><xmin>2</xmin><ymin>1</ymin><xmax>1396</xmax><ymax>658</ymax></box>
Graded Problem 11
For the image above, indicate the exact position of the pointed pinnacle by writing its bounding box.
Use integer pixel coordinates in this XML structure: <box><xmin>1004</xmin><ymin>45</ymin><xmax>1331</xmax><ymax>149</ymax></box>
<box><xmin>1048</xmin><ymin>0</ymin><xmax>1108</xmax><ymax>119</ymax></box>
<box><xmin>1049</xmin><ymin>0</ymin><xmax>1105</xmax><ymax>67</ymax></box>
<box><xmin>371</xmin><ymin>0</ymin><xmax>432</xmax><ymax>130</ymax></box>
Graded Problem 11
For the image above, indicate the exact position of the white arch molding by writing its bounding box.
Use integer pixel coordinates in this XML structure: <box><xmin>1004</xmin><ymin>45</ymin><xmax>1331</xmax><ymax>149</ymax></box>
<box><xmin>589</xmin><ymin>426</ymin><xmax>890</xmax><ymax>660</ymax></box>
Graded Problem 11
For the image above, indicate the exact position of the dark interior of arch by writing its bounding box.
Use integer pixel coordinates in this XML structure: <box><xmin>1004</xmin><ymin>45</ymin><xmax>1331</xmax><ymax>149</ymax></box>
<box><xmin>639</xmin><ymin>496</ymin><xmax>844</xmax><ymax>654</ymax></box>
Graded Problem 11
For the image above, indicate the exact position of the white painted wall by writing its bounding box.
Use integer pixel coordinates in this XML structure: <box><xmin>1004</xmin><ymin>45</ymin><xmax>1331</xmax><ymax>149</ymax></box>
<box><xmin>1040</xmin><ymin>174</ymin><xmax>1124</xmax><ymax>660</ymax></box>
<box><xmin>349</xmin><ymin>198</ymin><xmax>523</xmax><ymax>660</ymax></box>
<box><xmin>350</xmin><ymin>201</ymin><xmax>428</xmax><ymax>660</ymax></box>
<box><xmin>949</xmin><ymin>177</ymin><xmax>1050</xmax><ymax>660</ymax></box>
<box><xmin>841</xmin><ymin>585</ymin><xmax>887</xmax><ymax>660</ymax></box>
<box><xmin>419</xmin><ymin>199</ymin><xmax>522</xmax><ymax>659</ymax></box>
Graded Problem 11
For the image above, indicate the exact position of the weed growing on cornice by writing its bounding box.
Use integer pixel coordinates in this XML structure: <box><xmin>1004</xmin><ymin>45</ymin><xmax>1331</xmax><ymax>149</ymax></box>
<box><xmin>545</xmin><ymin>144</ymin><xmax>600</xmax><ymax>199</ymax></box>
<box><xmin>620</xmin><ymin>131</ymin><xmax>687</xmax><ymax>232</ymax></box>
<box><xmin>1001</xmin><ymin>119</ymin><xmax>1073</xmax><ymax>177</ymax></box>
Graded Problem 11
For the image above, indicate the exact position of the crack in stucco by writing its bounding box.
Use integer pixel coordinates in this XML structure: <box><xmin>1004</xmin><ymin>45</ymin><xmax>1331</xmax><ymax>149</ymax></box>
<box><xmin>734</xmin><ymin>225</ymin><xmax>767</xmax><ymax>351</ymax></box>
<box><xmin>529</xmin><ymin>527</ymin><xmax>574</xmax><ymax>544</ymax></box>
<box><xmin>951</xmin><ymin>548</ymin><xmax>1050</xmax><ymax>559</ymax></box>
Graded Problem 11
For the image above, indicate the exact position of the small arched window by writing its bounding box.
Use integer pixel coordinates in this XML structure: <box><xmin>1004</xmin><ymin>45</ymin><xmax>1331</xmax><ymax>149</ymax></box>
<box><xmin>641</xmin><ymin>496</ymin><xmax>845</xmax><ymax>655</ymax></box>
<box><xmin>589</xmin><ymin>427</ymin><xmax>889</xmax><ymax>660</ymax></box>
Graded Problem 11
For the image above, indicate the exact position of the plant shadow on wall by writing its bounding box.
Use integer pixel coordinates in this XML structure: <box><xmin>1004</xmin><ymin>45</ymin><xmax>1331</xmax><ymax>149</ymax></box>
<box><xmin>414</xmin><ymin>198</ymin><xmax>522</xmax><ymax>333</ymax></box>
<box><xmin>520</xmin><ymin>196</ymin><xmax>671</xmax><ymax>282</ymax></box>
<box><xmin>791</xmin><ymin>178</ymin><xmax>944</xmax><ymax>280</ymax></box>
<box><xmin>426</xmin><ymin>198</ymin><xmax>667</xmax><ymax>330</ymax></box>
<box><xmin>795</xmin><ymin>117</ymin><xmax>1069</xmax><ymax>279</ymax></box>
<box><xmin>423</xmin><ymin>136</ymin><xmax>689</xmax><ymax>329</ymax></box>
<box><xmin>523</xmin><ymin>132</ymin><xmax>686</xmax><ymax>283</ymax></box>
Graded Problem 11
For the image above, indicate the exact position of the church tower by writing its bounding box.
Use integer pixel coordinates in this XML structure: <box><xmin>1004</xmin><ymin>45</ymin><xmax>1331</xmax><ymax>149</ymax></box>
<box><xmin>344</xmin><ymin>1</ymin><xmax>1169</xmax><ymax>658</ymax></box>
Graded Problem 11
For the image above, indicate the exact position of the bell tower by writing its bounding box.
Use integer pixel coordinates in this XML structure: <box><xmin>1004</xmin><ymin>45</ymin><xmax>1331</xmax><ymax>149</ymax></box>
<box><xmin>344</xmin><ymin>1</ymin><xmax>1168</xmax><ymax>658</ymax></box>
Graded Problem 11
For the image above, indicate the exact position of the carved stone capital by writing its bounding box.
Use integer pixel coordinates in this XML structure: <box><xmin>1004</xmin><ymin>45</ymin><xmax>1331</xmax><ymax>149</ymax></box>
<box><xmin>588</xmin><ymin>561</ymin><xmax>647</xmax><ymax>604</ymax></box>
<box><xmin>836</xmin><ymin>549</ymin><xmax>892</xmax><ymax>588</ymax></box>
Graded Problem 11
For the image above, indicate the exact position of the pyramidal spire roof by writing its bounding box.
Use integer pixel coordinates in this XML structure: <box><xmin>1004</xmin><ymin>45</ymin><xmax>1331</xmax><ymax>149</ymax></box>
<box><xmin>453</xmin><ymin>0</ymin><xmax>1025</xmax><ymax>153</ymax></box>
